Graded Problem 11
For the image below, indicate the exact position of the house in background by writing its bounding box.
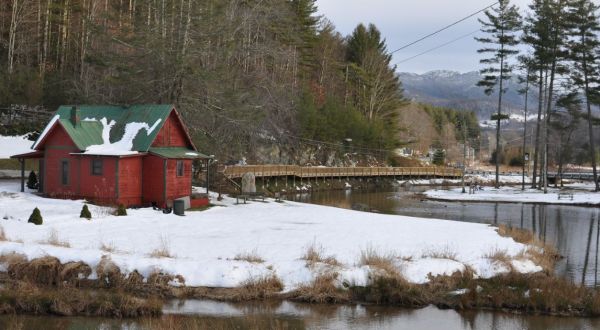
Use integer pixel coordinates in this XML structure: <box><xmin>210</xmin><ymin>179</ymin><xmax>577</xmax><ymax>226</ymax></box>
<box><xmin>12</xmin><ymin>105</ymin><xmax>210</xmax><ymax>208</ymax></box>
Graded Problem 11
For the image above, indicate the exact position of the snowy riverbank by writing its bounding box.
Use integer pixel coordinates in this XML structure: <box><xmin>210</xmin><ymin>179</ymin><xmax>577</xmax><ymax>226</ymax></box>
<box><xmin>425</xmin><ymin>185</ymin><xmax>600</xmax><ymax>206</ymax></box>
<box><xmin>0</xmin><ymin>181</ymin><xmax>542</xmax><ymax>291</ymax></box>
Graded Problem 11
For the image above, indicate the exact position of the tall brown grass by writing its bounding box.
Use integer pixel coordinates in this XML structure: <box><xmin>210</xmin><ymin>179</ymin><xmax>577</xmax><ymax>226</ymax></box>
<box><xmin>40</xmin><ymin>229</ymin><xmax>71</xmax><ymax>248</ymax></box>
<box><xmin>233</xmin><ymin>249</ymin><xmax>265</xmax><ymax>264</ymax></box>
<box><xmin>359</xmin><ymin>246</ymin><xmax>400</xmax><ymax>277</ymax></box>
<box><xmin>287</xmin><ymin>273</ymin><xmax>349</xmax><ymax>304</ymax></box>
<box><xmin>301</xmin><ymin>243</ymin><xmax>340</xmax><ymax>268</ymax></box>
<box><xmin>149</xmin><ymin>235</ymin><xmax>173</xmax><ymax>259</ymax></box>
<box><xmin>498</xmin><ymin>224</ymin><xmax>561</xmax><ymax>273</ymax></box>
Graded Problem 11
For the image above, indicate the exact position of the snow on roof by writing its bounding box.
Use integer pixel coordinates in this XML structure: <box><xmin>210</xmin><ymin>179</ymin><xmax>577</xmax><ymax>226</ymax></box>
<box><xmin>83</xmin><ymin>118</ymin><xmax>162</xmax><ymax>156</ymax></box>
<box><xmin>32</xmin><ymin>114</ymin><xmax>60</xmax><ymax>150</ymax></box>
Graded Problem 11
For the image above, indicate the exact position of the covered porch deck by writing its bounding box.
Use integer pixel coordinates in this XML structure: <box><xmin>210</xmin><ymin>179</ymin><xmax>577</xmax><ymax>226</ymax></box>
<box><xmin>10</xmin><ymin>151</ymin><xmax>44</xmax><ymax>193</ymax></box>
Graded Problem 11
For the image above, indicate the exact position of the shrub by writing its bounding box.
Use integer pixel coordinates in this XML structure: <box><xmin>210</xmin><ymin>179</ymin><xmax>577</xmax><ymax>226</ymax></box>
<box><xmin>80</xmin><ymin>204</ymin><xmax>92</xmax><ymax>220</ymax></box>
<box><xmin>116</xmin><ymin>204</ymin><xmax>127</xmax><ymax>216</ymax></box>
<box><xmin>28</xmin><ymin>208</ymin><xmax>43</xmax><ymax>225</ymax></box>
<box><xmin>509</xmin><ymin>156</ymin><xmax>524</xmax><ymax>167</ymax></box>
<box><xmin>26</xmin><ymin>171</ymin><xmax>38</xmax><ymax>189</ymax></box>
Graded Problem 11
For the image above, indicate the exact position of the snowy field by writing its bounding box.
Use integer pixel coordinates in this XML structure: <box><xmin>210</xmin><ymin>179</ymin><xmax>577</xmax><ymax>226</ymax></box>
<box><xmin>0</xmin><ymin>181</ymin><xmax>541</xmax><ymax>290</ymax></box>
<box><xmin>400</xmin><ymin>173</ymin><xmax>531</xmax><ymax>186</ymax></box>
<box><xmin>425</xmin><ymin>185</ymin><xmax>600</xmax><ymax>205</ymax></box>
<box><xmin>0</xmin><ymin>135</ymin><xmax>34</xmax><ymax>159</ymax></box>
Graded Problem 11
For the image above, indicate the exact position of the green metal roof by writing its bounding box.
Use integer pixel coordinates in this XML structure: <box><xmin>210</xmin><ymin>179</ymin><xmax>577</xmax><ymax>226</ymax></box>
<box><xmin>36</xmin><ymin>105</ymin><xmax>188</xmax><ymax>152</ymax></box>
<box><xmin>149</xmin><ymin>147</ymin><xmax>210</xmax><ymax>159</ymax></box>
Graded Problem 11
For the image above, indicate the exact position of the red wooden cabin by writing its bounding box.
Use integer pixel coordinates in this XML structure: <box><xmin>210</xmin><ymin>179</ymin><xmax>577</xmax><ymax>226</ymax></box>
<box><xmin>12</xmin><ymin>105</ymin><xmax>210</xmax><ymax>208</ymax></box>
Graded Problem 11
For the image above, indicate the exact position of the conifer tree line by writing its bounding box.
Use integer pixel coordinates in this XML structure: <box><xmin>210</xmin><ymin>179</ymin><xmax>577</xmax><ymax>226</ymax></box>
<box><xmin>0</xmin><ymin>0</ymin><xmax>404</xmax><ymax>162</ymax></box>
<box><xmin>476</xmin><ymin>0</ymin><xmax>600</xmax><ymax>191</ymax></box>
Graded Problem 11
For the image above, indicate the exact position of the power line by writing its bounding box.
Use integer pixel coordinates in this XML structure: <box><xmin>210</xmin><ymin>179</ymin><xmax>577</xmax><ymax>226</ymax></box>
<box><xmin>390</xmin><ymin>1</ymin><xmax>499</xmax><ymax>55</ymax></box>
<box><xmin>396</xmin><ymin>29</ymin><xmax>481</xmax><ymax>64</ymax></box>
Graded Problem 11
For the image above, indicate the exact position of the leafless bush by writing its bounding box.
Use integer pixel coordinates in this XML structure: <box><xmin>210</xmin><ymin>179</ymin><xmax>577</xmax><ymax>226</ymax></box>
<box><xmin>40</xmin><ymin>229</ymin><xmax>70</xmax><ymax>248</ymax></box>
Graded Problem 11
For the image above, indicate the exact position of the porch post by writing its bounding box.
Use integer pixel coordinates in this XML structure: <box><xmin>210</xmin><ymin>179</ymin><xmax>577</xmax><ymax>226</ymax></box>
<box><xmin>20</xmin><ymin>158</ymin><xmax>25</xmax><ymax>192</ymax></box>
<box><xmin>206</xmin><ymin>159</ymin><xmax>210</xmax><ymax>194</ymax></box>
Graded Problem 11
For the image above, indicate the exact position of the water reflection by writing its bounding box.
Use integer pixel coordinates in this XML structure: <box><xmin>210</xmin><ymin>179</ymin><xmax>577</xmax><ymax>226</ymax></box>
<box><xmin>287</xmin><ymin>187</ymin><xmax>600</xmax><ymax>286</ymax></box>
<box><xmin>2</xmin><ymin>300</ymin><xmax>600</xmax><ymax>330</ymax></box>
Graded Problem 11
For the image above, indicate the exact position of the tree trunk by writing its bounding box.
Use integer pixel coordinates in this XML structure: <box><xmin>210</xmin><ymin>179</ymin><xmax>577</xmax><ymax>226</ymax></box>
<box><xmin>582</xmin><ymin>33</ymin><xmax>600</xmax><ymax>191</ymax></box>
<box><xmin>495</xmin><ymin>36</ymin><xmax>505</xmax><ymax>189</ymax></box>
<box><xmin>532</xmin><ymin>68</ymin><xmax>544</xmax><ymax>189</ymax></box>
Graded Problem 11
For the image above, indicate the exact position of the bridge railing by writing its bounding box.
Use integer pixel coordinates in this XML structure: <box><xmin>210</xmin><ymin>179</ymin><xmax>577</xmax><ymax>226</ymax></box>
<box><xmin>222</xmin><ymin>165</ymin><xmax>462</xmax><ymax>179</ymax></box>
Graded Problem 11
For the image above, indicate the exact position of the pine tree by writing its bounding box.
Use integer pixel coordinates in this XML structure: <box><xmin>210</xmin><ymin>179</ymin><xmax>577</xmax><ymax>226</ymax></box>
<box><xmin>28</xmin><ymin>207</ymin><xmax>43</xmax><ymax>225</ymax></box>
<box><xmin>433</xmin><ymin>149</ymin><xmax>446</xmax><ymax>166</ymax></box>
<box><xmin>116</xmin><ymin>204</ymin><xmax>127</xmax><ymax>216</ymax></box>
<box><xmin>80</xmin><ymin>204</ymin><xmax>92</xmax><ymax>220</ymax></box>
<box><xmin>476</xmin><ymin>0</ymin><xmax>522</xmax><ymax>189</ymax></box>
<box><xmin>346</xmin><ymin>23</ymin><xmax>405</xmax><ymax>145</ymax></box>
<box><xmin>26</xmin><ymin>171</ymin><xmax>38</xmax><ymax>189</ymax></box>
<box><xmin>567</xmin><ymin>0</ymin><xmax>600</xmax><ymax>191</ymax></box>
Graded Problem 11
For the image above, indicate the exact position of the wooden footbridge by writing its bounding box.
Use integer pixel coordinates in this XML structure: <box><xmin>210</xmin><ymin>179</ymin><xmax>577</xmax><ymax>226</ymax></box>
<box><xmin>222</xmin><ymin>165</ymin><xmax>462</xmax><ymax>180</ymax></box>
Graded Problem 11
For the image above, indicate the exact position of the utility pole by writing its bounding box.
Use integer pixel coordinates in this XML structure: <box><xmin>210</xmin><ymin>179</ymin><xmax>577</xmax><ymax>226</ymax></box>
<box><xmin>461</xmin><ymin>118</ymin><xmax>468</xmax><ymax>194</ymax></box>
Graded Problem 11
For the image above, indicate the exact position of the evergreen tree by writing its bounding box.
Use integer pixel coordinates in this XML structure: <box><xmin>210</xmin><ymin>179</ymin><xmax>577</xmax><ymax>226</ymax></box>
<box><xmin>80</xmin><ymin>204</ymin><xmax>92</xmax><ymax>220</ymax></box>
<box><xmin>346</xmin><ymin>23</ymin><xmax>405</xmax><ymax>150</ymax></box>
<box><xmin>116</xmin><ymin>204</ymin><xmax>127</xmax><ymax>216</ymax></box>
<box><xmin>433</xmin><ymin>149</ymin><xmax>446</xmax><ymax>166</ymax></box>
<box><xmin>26</xmin><ymin>171</ymin><xmax>38</xmax><ymax>190</ymax></box>
<box><xmin>566</xmin><ymin>0</ymin><xmax>600</xmax><ymax>191</ymax></box>
<box><xmin>28</xmin><ymin>207</ymin><xmax>43</xmax><ymax>225</ymax></box>
<box><xmin>476</xmin><ymin>0</ymin><xmax>522</xmax><ymax>189</ymax></box>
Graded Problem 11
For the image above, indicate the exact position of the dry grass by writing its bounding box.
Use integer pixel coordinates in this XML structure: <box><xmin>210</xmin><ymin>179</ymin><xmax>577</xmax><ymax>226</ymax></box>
<box><xmin>359</xmin><ymin>246</ymin><xmax>400</xmax><ymax>277</ymax></box>
<box><xmin>229</xmin><ymin>275</ymin><xmax>284</xmax><ymax>301</ymax></box>
<box><xmin>484</xmin><ymin>248</ymin><xmax>514</xmax><ymax>271</ymax></box>
<box><xmin>149</xmin><ymin>235</ymin><xmax>173</xmax><ymax>259</ymax></box>
<box><xmin>497</xmin><ymin>224</ymin><xmax>534</xmax><ymax>244</ymax></box>
<box><xmin>287</xmin><ymin>273</ymin><xmax>350</xmax><ymax>304</ymax></box>
<box><xmin>233</xmin><ymin>249</ymin><xmax>265</xmax><ymax>264</ymax></box>
<box><xmin>498</xmin><ymin>224</ymin><xmax>561</xmax><ymax>274</ymax></box>
<box><xmin>0</xmin><ymin>253</ymin><xmax>27</xmax><ymax>266</ymax></box>
<box><xmin>100</xmin><ymin>241</ymin><xmax>116</xmax><ymax>253</ymax></box>
<box><xmin>301</xmin><ymin>243</ymin><xmax>341</xmax><ymax>268</ymax></box>
<box><xmin>39</xmin><ymin>229</ymin><xmax>70</xmax><ymax>248</ymax></box>
<box><xmin>0</xmin><ymin>225</ymin><xmax>6</xmax><ymax>241</ymax></box>
<box><xmin>421</xmin><ymin>245</ymin><xmax>458</xmax><ymax>261</ymax></box>
<box><xmin>0</xmin><ymin>281</ymin><xmax>161</xmax><ymax>317</ymax></box>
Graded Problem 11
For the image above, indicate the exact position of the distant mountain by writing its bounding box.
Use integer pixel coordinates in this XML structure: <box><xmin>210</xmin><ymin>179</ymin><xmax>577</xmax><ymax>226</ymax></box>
<box><xmin>399</xmin><ymin>70</ymin><xmax>535</xmax><ymax>120</ymax></box>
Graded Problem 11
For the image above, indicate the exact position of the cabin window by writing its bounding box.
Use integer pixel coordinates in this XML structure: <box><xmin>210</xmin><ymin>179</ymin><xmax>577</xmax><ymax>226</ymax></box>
<box><xmin>176</xmin><ymin>160</ymin><xmax>184</xmax><ymax>177</ymax></box>
<box><xmin>91</xmin><ymin>159</ymin><xmax>103</xmax><ymax>176</ymax></box>
<box><xmin>61</xmin><ymin>160</ymin><xmax>69</xmax><ymax>185</ymax></box>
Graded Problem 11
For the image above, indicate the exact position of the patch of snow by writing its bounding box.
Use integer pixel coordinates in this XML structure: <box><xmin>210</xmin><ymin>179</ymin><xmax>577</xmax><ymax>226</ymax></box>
<box><xmin>425</xmin><ymin>186</ymin><xmax>600</xmax><ymax>205</ymax></box>
<box><xmin>82</xmin><ymin>117</ymin><xmax>97</xmax><ymax>122</ymax></box>
<box><xmin>84</xmin><ymin>118</ymin><xmax>162</xmax><ymax>156</ymax></box>
<box><xmin>32</xmin><ymin>115</ymin><xmax>60</xmax><ymax>149</ymax></box>
<box><xmin>0</xmin><ymin>181</ymin><xmax>543</xmax><ymax>290</ymax></box>
<box><xmin>186</xmin><ymin>152</ymin><xmax>199</xmax><ymax>156</ymax></box>
<box><xmin>0</xmin><ymin>135</ymin><xmax>34</xmax><ymax>159</ymax></box>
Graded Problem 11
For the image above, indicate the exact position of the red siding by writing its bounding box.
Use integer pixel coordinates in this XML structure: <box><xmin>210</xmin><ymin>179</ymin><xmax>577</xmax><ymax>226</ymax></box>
<box><xmin>43</xmin><ymin>124</ymin><xmax>81</xmax><ymax>198</ymax></box>
<box><xmin>78</xmin><ymin>157</ymin><xmax>118</xmax><ymax>204</ymax></box>
<box><xmin>118</xmin><ymin>157</ymin><xmax>143</xmax><ymax>206</ymax></box>
<box><xmin>151</xmin><ymin>111</ymin><xmax>191</xmax><ymax>148</ymax></box>
<box><xmin>165</xmin><ymin>159</ymin><xmax>192</xmax><ymax>205</ymax></box>
<box><xmin>142</xmin><ymin>155</ymin><xmax>166</xmax><ymax>206</ymax></box>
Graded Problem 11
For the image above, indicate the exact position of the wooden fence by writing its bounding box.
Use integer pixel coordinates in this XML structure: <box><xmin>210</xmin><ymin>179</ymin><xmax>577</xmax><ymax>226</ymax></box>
<box><xmin>222</xmin><ymin>165</ymin><xmax>462</xmax><ymax>180</ymax></box>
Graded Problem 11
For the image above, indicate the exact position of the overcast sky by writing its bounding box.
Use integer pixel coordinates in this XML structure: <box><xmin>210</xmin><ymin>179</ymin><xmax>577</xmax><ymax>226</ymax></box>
<box><xmin>316</xmin><ymin>0</ymin><xmax>532</xmax><ymax>74</ymax></box>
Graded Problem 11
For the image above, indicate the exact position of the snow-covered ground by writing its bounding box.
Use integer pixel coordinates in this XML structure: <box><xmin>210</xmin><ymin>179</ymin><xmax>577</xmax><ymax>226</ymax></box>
<box><xmin>0</xmin><ymin>181</ymin><xmax>541</xmax><ymax>290</ymax></box>
<box><xmin>400</xmin><ymin>173</ymin><xmax>531</xmax><ymax>186</ymax></box>
<box><xmin>425</xmin><ymin>185</ymin><xmax>600</xmax><ymax>205</ymax></box>
<box><xmin>0</xmin><ymin>135</ymin><xmax>34</xmax><ymax>159</ymax></box>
